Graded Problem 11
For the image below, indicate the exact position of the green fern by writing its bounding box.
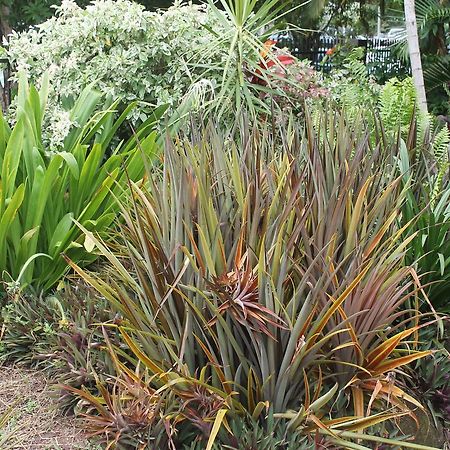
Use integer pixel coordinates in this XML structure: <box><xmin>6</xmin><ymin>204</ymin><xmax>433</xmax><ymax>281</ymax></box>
<box><xmin>342</xmin><ymin>48</ymin><xmax>368</xmax><ymax>81</ymax></box>
<box><xmin>326</xmin><ymin>47</ymin><xmax>380</xmax><ymax>124</ymax></box>
<box><xmin>433</xmin><ymin>127</ymin><xmax>450</xmax><ymax>163</ymax></box>
<box><xmin>412</xmin><ymin>112</ymin><xmax>450</xmax><ymax>203</ymax></box>
<box><xmin>379</xmin><ymin>77</ymin><xmax>416</xmax><ymax>136</ymax></box>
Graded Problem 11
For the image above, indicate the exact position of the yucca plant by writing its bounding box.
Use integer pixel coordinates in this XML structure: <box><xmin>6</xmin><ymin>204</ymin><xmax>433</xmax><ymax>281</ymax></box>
<box><xmin>0</xmin><ymin>73</ymin><xmax>163</xmax><ymax>292</ymax></box>
<box><xmin>193</xmin><ymin>0</ymin><xmax>311</xmax><ymax>119</ymax></box>
<box><xmin>67</xmin><ymin>111</ymin><xmax>439</xmax><ymax>449</ymax></box>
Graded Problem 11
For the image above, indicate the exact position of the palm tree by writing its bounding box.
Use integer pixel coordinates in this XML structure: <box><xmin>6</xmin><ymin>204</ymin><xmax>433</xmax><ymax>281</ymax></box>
<box><xmin>404</xmin><ymin>0</ymin><xmax>428</xmax><ymax>112</ymax></box>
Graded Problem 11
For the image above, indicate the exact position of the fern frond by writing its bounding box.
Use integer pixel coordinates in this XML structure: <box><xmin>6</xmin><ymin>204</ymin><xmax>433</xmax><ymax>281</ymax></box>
<box><xmin>431</xmin><ymin>162</ymin><xmax>449</xmax><ymax>204</ymax></box>
<box><xmin>432</xmin><ymin>127</ymin><xmax>450</xmax><ymax>164</ymax></box>
<box><xmin>379</xmin><ymin>77</ymin><xmax>416</xmax><ymax>137</ymax></box>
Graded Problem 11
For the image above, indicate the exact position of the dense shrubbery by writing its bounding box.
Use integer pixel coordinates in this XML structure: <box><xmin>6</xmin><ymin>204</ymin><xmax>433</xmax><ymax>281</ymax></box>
<box><xmin>0</xmin><ymin>0</ymin><xmax>450</xmax><ymax>448</ymax></box>
<box><xmin>0</xmin><ymin>282</ymin><xmax>114</xmax><ymax>392</ymax></box>
<box><xmin>321</xmin><ymin>48</ymin><xmax>423</xmax><ymax>135</ymax></box>
<box><xmin>324</xmin><ymin>48</ymin><xmax>380</xmax><ymax>116</ymax></box>
<box><xmin>5</xmin><ymin>0</ymin><xmax>331</xmax><ymax>144</ymax></box>
<box><xmin>6</xmin><ymin>0</ymin><xmax>226</xmax><ymax>145</ymax></box>
<box><xmin>0</xmin><ymin>74</ymin><xmax>162</xmax><ymax>292</ymax></box>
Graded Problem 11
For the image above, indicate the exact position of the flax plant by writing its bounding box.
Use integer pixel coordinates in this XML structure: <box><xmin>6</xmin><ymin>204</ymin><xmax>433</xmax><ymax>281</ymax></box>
<box><xmin>68</xmin><ymin>111</ymin><xmax>438</xmax><ymax>449</ymax></box>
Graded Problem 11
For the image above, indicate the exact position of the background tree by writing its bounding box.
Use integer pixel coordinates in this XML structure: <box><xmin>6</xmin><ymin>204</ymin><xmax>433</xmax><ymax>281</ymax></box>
<box><xmin>0</xmin><ymin>1</ymin><xmax>12</xmax><ymax>39</ymax></box>
<box><xmin>279</xmin><ymin>0</ymin><xmax>398</xmax><ymax>37</ymax></box>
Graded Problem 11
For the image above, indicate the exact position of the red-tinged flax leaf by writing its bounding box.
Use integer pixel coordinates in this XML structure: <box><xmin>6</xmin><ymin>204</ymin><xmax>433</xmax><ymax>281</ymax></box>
<box><xmin>303</xmin><ymin>369</ymin><xmax>310</xmax><ymax>410</ymax></box>
<box><xmin>194</xmin><ymin>335</ymin><xmax>231</xmax><ymax>394</ymax></box>
<box><xmin>365</xmin><ymin>327</ymin><xmax>420</xmax><ymax>371</ymax></box>
<box><xmin>344</xmin><ymin>177</ymin><xmax>372</xmax><ymax>258</ymax></box>
<box><xmin>336</xmin><ymin>304</ymin><xmax>363</xmax><ymax>364</ymax></box>
<box><xmin>371</xmin><ymin>351</ymin><xmax>433</xmax><ymax>377</ymax></box>
<box><xmin>366</xmin><ymin>379</ymin><xmax>383</xmax><ymax>416</ymax></box>
<box><xmin>360</xmin><ymin>380</ymin><xmax>423</xmax><ymax>410</ymax></box>
<box><xmin>305</xmin><ymin>414</ymin><xmax>341</xmax><ymax>439</ymax></box>
<box><xmin>312</xmin><ymin>265</ymin><xmax>371</xmax><ymax>338</ymax></box>
<box><xmin>351</xmin><ymin>386</ymin><xmax>365</xmax><ymax>420</ymax></box>
<box><xmin>312</xmin><ymin>366</ymin><xmax>323</xmax><ymax>403</ymax></box>
<box><xmin>329</xmin><ymin>411</ymin><xmax>408</xmax><ymax>432</ymax></box>
<box><xmin>363</xmin><ymin>211</ymin><xmax>398</xmax><ymax>259</ymax></box>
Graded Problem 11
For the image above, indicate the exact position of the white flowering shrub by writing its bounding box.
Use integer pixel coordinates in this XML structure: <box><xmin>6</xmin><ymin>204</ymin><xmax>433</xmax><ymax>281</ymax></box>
<box><xmin>7</xmin><ymin>0</ymin><xmax>226</xmax><ymax>146</ymax></box>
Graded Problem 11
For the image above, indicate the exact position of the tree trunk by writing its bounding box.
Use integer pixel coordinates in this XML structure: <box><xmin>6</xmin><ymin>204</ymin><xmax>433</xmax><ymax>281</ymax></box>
<box><xmin>404</xmin><ymin>0</ymin><xmax>428</xmax><ymax>113</ymax></box>
<box><xmin>0</xmin><ymin>5</ymin><xmax>11</xmax><ymax>112</ymax></box>
<box><xmin>0</xmin><ymin>5</ymin><xmax>12</xmax><ymax>41</ymax></box>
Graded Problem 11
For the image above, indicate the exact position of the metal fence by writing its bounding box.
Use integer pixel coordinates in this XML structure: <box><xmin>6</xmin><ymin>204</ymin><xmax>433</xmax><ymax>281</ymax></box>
<box><xmin>0</xmin><ymin>57</ymin><xmax>11</xmax><ymax>113</ymax></box>
<box><xmin>365</xmin><ymin>37</ymin><xmax>408</xmax><ymax>78</ymax></box>
<box><xmin>277</xmin><ymin>34</ymin><xmax>409</xmax><ymax>79</ymax></box>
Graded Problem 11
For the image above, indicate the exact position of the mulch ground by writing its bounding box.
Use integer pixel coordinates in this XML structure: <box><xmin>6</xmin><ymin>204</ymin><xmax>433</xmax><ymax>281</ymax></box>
<box><xmin>0</xmin><ymin>365</ymin><xmax>97</xmax><ymax>450</ymax></box>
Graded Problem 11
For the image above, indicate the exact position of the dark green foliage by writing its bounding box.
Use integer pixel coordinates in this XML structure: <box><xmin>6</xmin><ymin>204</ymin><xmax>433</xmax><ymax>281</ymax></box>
<box><xmin>0</xmin><ymin>0</ymin><xmax>85</xmax><ymax>31</ymax></box>
<box><xmin>409</xmin><ymin>325</ymin><xmax>450</xmax><ymax>427</ymax></box>
<box><xmin>0</xmin><ymin>0</ymin><xmax>176</xmax><ymax>33</ymax></box>
<box><xmin>183</xmin><ymin>412</ymin><xmax>319</xmax><ymax>450</ymax></box>
<box><xmin>400</xmin><ymin>116</ymin><xmax>450</xmax><ymax>312</ymax></box>
<box><xmin>406</xmin><ymin>200</ymin><xmax>450</xmax><ymax>311</ymax></box>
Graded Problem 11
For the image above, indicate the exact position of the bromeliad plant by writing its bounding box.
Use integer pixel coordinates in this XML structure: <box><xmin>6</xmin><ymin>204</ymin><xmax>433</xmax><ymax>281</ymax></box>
<box><xmin>0</xmin><ymin>282</ymin><xmax>115</xmax><ymax>396</ymax></box>
<box><xmin>0</xmin><ymin>73</ymin><xmax>162</xmax><ymax>292</ymax></box>
<box><xmin>67</xmin><ymin>112</ymin><xmax>438</xmax><ymax>449</ymax></box>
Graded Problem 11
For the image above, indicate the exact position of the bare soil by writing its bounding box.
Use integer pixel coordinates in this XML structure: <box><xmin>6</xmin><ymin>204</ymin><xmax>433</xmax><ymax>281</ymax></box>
<box><xmin>0</xmin><ymin>365</ymin><xmax>97</xmax><ymax>450</ymax></box>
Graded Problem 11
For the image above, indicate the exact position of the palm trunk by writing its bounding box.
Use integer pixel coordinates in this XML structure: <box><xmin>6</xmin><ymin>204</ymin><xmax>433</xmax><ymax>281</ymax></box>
<box><xmin>404</xmin><ymin>0</ymin><xmax>428</xmax><ymax>113</ymax></box>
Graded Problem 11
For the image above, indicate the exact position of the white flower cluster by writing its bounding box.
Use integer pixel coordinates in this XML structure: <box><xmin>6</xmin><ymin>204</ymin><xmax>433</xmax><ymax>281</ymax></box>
<box><xmin>47</xmin><ymin>108</ymin><xmax>77</xmax><ymax>149</ymax></box>
<box><xmin>7</xmin><ymin>0</ymin><xmax>226</xmax><ymax>146</ymax></box>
